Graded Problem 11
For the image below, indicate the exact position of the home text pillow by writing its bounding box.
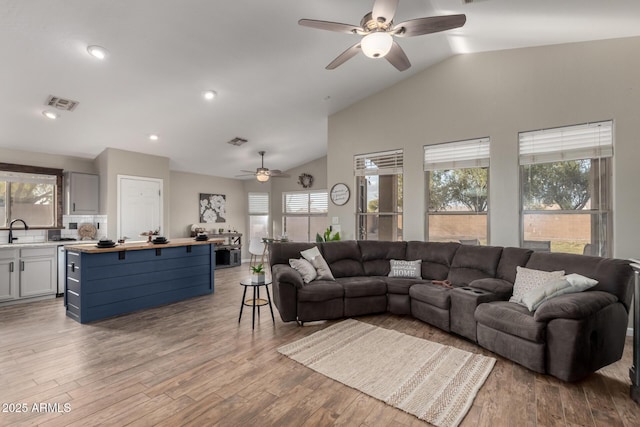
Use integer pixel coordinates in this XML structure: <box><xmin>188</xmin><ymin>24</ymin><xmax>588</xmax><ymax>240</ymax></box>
<box><xmin>388</xmin><ymin>259</ymin><xmax>422</xmax><ymax>279</ymax></box>
<box><xmin>520</xmin><ymin>273</ymin><xmax>599</xmax><ymax>311</ymax></box>
<box><xmin>289</xmin><ymin>258</ymin><xmax>318</xmax><ymax>283</ymax></box>
<box><xmin>300</xmin><ymin>246</ymin><xmax>335</xmax><ymax>281</ymax></box>
<box><xmin>509</xmin><ymin>266</ymin><xmax>565</xmax><ymax>304</ymax></box>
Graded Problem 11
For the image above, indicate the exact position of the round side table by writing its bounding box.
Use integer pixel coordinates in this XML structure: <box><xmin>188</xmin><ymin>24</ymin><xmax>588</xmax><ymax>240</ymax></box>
<box><xmin>239</xmin><ymin>277</ymin><xmax>275</xmax><ymax>329</ymax></box>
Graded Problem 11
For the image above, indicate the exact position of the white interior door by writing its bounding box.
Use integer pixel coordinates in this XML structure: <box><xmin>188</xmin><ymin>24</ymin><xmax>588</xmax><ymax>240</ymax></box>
<box><xmin>117</xmin><ymin>175</ymin><xmax>163</xmax><ymax>240</ymax></box>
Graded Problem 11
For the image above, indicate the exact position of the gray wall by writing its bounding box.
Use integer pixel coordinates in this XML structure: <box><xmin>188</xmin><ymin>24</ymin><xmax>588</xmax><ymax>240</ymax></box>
<box><xmin>328</xmin><ymin>36</ymin><xmax>640</xmax><ymax>260</ymax></box>
<box><xmin>0</xmin><ymin>147</ymin><xmax>95</xmax><ymax>173</ymax></box>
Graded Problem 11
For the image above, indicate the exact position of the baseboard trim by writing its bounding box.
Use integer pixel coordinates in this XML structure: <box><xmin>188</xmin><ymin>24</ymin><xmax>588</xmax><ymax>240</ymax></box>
<box><xmin>628</xmin><ymin>327</ymin><xmax>634</xmax><ymax>337</ymax></box>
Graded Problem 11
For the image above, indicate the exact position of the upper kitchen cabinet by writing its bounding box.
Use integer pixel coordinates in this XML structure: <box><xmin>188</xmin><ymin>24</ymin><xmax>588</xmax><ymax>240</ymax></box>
<box><xmin>65</xmin><ymin>172</ymin><xmax>99</xmax><ymax>214</ymax></box>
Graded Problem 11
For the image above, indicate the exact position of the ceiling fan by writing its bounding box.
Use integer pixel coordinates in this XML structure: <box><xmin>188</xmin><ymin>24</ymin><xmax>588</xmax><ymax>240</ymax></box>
<box><xmin>237</xmin><ymin>151</ymin><xmax>290</xmax><ymax>182</ymax></box>
<box><xmin>299</xmin><ymin>0</ymin><xmax>466</xmax><ymax>71</ymax></box>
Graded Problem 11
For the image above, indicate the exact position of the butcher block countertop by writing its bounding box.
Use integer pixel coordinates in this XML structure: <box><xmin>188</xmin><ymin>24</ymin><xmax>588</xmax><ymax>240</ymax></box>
<box><xmin>64</xmin><ymin>237</ymin><xmax>225</xmax><ymax>253</ymax></box>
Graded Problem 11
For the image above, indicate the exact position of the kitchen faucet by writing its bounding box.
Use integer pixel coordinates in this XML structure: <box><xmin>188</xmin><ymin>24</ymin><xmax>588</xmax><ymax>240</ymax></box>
<box><xmin>8</xmin><ymin>219</ymin><xmax>29</xmax><ymax>244</ymax></box>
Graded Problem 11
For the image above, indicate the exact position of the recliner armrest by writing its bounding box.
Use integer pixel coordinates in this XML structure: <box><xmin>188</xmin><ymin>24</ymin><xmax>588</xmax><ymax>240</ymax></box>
<box><xmin>468</xmin><ymin>278</ymin><xmax>513</xmax><ymax>299</ymax></box>
<box><xmin>272</xmin><ymin>264</ymin><xmax>304</xmax><ymax>289</ymax></box>
<box><xmin>533</xmin><ymin>291</ymin><xmax>618</xmax><ymax>322</ymax></box>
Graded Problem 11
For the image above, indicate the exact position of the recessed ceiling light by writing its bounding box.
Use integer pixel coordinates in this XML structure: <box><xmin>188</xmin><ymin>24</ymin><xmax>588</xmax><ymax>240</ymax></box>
<box><xmin>87</xmin><ymin>45</ymin><xmax>108</xmax><ymax>60</ymax></box>
<box><xmin>203</xmin><ymin>90</ymin><xmax>217</xmax><ymax>100</ymax></box>
<box><xmin>42</xmin><ymin>110</ymin><xmax>59</xmax><ymax>120</ymax></box>
<box><xmin>149</xmin><ymin>134</ymin><xmax>159</xmax><ymax>141</ymax></box>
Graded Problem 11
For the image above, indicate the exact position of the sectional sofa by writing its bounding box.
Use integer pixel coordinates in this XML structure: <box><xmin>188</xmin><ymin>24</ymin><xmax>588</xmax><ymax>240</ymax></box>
<box><xmin>269</xmin><ymin>240</ymin><xmax>634</xmax><ymax>382</ymax></box>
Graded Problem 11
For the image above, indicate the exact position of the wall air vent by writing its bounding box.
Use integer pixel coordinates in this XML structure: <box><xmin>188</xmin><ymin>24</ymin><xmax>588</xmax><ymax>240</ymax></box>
<box><xmin>45</xmin><ymin>95</ymin><xmax>79</xmax><ymax>111</ymax></box>
<box><xmin>227</xmin><ymin>137</ymin><xmax>248</xmax><ymax>146</ymax></box>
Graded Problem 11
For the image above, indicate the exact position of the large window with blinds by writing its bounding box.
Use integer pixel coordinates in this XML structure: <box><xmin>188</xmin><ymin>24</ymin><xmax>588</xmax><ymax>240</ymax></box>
<box><xmin>282</xmin><ymin>190</ymin><xmax>328</xmax><ymax>242</ymax></box>
<box><xmin>0</xmin><ymin>164</ymin><xmax>62</xmax><ymax>228</ymax></box>
<box><xmin>424</xmin><ymin>138</ymin><xmax>490</xmax><ymax>244</ymax></box>
<box><xmin>248</xmin><ymin>192</ymin><xmax>269</xmax><ymax>240</ymax></box>
<box><xmin>355</xmin><ymin>149</ymin><xmax>403</xmax><ymax>241</ymax></box>
<box><xmin>519</xmin><ymin>121</ymin><xmax>612</xmax><ymax>256</ymax></box>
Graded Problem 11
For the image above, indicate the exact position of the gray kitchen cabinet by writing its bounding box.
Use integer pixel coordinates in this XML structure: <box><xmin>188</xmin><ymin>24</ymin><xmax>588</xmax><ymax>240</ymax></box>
<box><xmin>65</xmin><ymin>172</ymin><xmax>99</xmax><ymax>214</ymax></box>
<box><xmin>0</xmin><ymin>249</ymin><xmax>18</xmax><ymax>302</ymax></box>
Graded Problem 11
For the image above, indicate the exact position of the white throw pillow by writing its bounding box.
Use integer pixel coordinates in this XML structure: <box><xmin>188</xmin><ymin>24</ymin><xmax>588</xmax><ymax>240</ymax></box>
<box><xmin>300</xmin><ymin>246</ymin><xmax>335</xmax><ymax>281</ymax></box>
<box><xmin>564</xmin><ymin>273</ymin><xmax>599</xmax><ymax>290</ymax></box>
<box><xmin>509</xmin><ymin>266</ymin><xmax>565</xmax><ymax>304</ymax></box>
<box><xmin>289</xmin><ymin>258</ymin><xmax>318</xmax><ymax>283</ymax></box>
<box><xmin>388</xmin><ymin>259</ymin><xmax>422</xmax><ymax>279</ymax></box>
<box><xmin>521</xmin><ymin>278</ymin><xmax>572</xmax><ymax>311</ymax></box>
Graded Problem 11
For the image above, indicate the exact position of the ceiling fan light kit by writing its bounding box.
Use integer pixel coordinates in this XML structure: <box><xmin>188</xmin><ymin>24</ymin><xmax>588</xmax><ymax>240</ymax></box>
<box><xmin>299</xmin><ymin>0</ymin><xmax>466</xmax><ymax>71</ymax></box>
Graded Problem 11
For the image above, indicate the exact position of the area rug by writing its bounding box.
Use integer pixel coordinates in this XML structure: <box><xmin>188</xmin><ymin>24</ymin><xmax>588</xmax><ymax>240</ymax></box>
<box><xmin>277</xmin><ymin>319</ymin><xmax>495</xmax><ymax>427</ymax></box>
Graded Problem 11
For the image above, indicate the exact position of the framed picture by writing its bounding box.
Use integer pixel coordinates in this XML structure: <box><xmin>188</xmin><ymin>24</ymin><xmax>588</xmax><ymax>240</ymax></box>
<box><xmin>199</xmin><ymin>193</ymin><xmax>226</xmax><ymax>223</ymax></box>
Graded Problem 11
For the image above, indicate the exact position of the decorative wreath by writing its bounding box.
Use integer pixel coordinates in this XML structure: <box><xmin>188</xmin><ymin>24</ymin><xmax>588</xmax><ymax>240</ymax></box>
<box><xmin>298</xmin><ymin>173</ymin><xmax>314</xmax><ymax>188</ymax></box>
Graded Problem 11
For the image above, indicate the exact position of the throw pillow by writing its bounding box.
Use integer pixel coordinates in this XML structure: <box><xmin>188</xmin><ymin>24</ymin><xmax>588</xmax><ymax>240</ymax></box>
<box><xmin>300</xmin><ymin>246</ymin><xmax>335</xmax><ymax>281</ymax></box>
<box><xmin>564</xmin><ymin>273</ymin><xmax>599</xmax><ymax>290</ymax></box>
<box><xmin>521</xmin><ymin>278</ymin><xmax>572</xmax><ymax>311</ymax></box>
<box><xmin>289</xmin><ymin>258</ymin><xmax>318</xmax><ymax>283</ymax></box>
<box><xmin>388</xmin><ymin>259</ymin><xmax>422</xmax><ymax>279</ymax></box>
<box><xmin>509</xmin><ymin>266</ymin><xmax>565</xmax><ymax>304</ymax></box>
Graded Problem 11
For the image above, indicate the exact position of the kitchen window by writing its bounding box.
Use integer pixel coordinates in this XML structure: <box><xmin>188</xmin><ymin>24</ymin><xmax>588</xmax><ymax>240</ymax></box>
<box><xmin>0</xmin><ymin>163</ymin><xmax>63</xmax><ymax>228</ymax></box>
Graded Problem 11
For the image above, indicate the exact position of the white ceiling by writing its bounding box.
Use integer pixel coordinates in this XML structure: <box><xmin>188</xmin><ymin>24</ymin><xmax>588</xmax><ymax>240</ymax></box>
<box><xmin>2</xmin><ymin>0</ymin><xmax>640</xmax><ymax>178</ymax></box>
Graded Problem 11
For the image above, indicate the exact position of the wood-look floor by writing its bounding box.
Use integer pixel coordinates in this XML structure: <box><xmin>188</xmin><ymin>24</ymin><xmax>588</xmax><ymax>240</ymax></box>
<box><xmin>0</xmin><ymin>264</ymin><xmax>637</xmax><ymax>426</ymax></box>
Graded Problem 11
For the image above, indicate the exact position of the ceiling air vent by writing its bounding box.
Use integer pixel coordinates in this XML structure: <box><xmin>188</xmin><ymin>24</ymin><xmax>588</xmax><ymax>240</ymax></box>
<box><xmin>45</xmin><ymin>95</ymin><xmax>79</xmax><ymax>111</ymax></box>
<box><xmin>227</xmin><ymin>137</ymin><xmax>248</xmax><ymax>146</ymax></box>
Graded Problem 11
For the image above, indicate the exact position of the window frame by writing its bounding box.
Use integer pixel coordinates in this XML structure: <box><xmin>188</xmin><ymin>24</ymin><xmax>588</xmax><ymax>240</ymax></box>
<box><xmin>424</xmin><ymin>138</ymin><xmax>490</xmax><ymax>244</ymax></box>
<box><xmin>282</xmin><ymin>189</ymin><xmax>328</xmax><ymax>242</ymax></box>
<box><xmin>0</xmin><ymin>162</ymin><xmax>63</xmax><ymax>229</ymax></box>
<box><xmin>248</xmin><ymin>192</ymin><xmax>270</xmax><ymax>240</ymax></box>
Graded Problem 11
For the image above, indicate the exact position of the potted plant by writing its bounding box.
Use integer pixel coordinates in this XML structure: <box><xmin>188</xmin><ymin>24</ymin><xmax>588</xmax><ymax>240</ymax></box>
<box><xmin>251</xmin><ymin>263</ymin><xmax>266</xmax><ymax>284</ymax></box>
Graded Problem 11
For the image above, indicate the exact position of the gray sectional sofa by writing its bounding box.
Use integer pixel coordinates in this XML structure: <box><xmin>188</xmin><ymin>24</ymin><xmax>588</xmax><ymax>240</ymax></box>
<box><xmin>269</xmin><ymin>240</ymin><xmax>634</xmax><ymax>382</ymax></box>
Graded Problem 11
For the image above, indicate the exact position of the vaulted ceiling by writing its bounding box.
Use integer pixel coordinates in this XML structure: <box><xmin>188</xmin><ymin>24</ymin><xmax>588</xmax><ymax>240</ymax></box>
<box><xmin>1</xmin><ymin>0</ymin><xmax>639</xmax><ymax>178</ymax></box>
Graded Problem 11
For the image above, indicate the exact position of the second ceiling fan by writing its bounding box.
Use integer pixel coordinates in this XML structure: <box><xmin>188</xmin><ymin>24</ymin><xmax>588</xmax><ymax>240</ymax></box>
<box><xmin>299</xmin><ymin>0</ymin><xmax>466</xmax><ymax>71</ymax></box>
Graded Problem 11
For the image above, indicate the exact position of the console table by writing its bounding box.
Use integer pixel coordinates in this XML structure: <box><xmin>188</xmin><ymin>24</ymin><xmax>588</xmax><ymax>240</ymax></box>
<box><xmin>214</xmin><ymin>232</ymin><xmax>242</xmax><ymax>268</ymax></box>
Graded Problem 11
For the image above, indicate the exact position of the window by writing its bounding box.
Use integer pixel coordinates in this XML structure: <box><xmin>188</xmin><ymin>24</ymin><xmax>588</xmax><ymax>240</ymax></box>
<box><xmin>519</xmin><ymin>121</ymin><xmax>612</xmax><ymax>256</ymax></box>
<box><xmin>248</xmin><ymin>192</ymin><xmax>269</xmax><ymax>240</ymax></box>
<box><xmin>0</xmin><ymin>163</ymin><xmax>63</xmax><ymax>228</ymax></box>
<box><xmin>424</xmin><ymin>138</ymin><xmax>490</xmax><ymax>244</ymax></box>
<box><xmin>355</xmin><ymin>150</ymin><xmax>403</xmax><ymax>241</ymax></box>
<box><xmin>282</xmin><ymin>190</ymin><xmax>328</xmax><ymax>242</ymax></box>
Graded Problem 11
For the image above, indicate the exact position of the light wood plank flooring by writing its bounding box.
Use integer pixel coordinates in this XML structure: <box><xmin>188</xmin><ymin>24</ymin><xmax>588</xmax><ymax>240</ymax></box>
<box><xmin>1</xmin><ymin>264</ymin><xmax>637</xmax><ymax>426</ymax></box>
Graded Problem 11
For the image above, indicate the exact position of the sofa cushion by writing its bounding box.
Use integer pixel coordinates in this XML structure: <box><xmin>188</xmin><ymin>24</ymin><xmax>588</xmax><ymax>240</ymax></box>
<box><xmin>289</xmin><ymin>258</ymin><xmax>317</xmax><ymax>283</ymax></box>
<box><xmin>475</xmin><ymin>301</ymin><xmax>546</xmax><ymax>343</ymax></box>
<box><xmin>533</xmin><ymin>291</ymin><xmax>618</xmax><ymax>322</ymax></box>
<box><xmin>468</xmin><ymin>278</ymin><xmax>513</xmax><ymax>298</ymax></box>
<box><xmin>406</xmin><ymin>241</ymin><xmax>459</xmax><ymax>280</ymax></box>
<box><xmin>447</xmin><ymin>245</ymin><xmax>503</xmax><ymax>286</ymax></box>
<box><xmin>409</xmin><ymin>283</ymin><xmax>452</xmax><ymax>310</ymax></box>
<box><xmin>269</xmin><ymin>242</ymin><xmax>317</xmax><ymax>266</ymax></box>
<box><xmin>509</xmin><ymin>266</ymin><xmax>565</xmax><ymax>304</ymax></box>
<box><xmin>386</xmin><ymin>277</ymin><xmax>431</xmax><ymax>295</ymax></box>
<box><xmin>297</xmin><ymin>281</ymin><xmax>344</xmax><ymax>302</ymax></box>
<box><xmin>301</xmin><ymin>246</ymin><xmax>335</xmax><ymax>281</ymax></box>
<box><xmin>496</xmin><ymin>247</ymin><xmax>533</xmax><ymax>283</ymax></box>
<box><xmin>320</xmin><ymin>241</ymin><xmax>365</xmax><ymax>278</ymax></box>
<box><xmin>388</xmin><ymin>259</ymin><xmax>422</xmax><ymax>279</ymax></box>
<box><xmin>337</xmin><ymin>277</ymin><xmax>387</xmax><ymax>298</ymax></box>
<box><xmin>359</xmin><ymin>241</ymin><xmax>407</xmax><ymax>276</ymax></box>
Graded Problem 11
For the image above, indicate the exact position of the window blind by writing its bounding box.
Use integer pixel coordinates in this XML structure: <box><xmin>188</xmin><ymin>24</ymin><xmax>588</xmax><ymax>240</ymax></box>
<box><xmin>519</xmin><ymin>120</ymin><xmax>613</xmax><ymax>165</ymax></box>
<box><xmin>424</xmin><ymin>138</ymin><xmax>490</xmax><ymax>171</ymax></box>
<box><xmin>354</xmin><ymin>149</ymin><xmax>403</xmax><ymax>176</ymax></box>
<box><xmin>248</xmin><ymin>192</ymin><xmax>269</xmax><ymax>215</ymax></box>
<box><xmin>0</xmin><ymin>171</ymin><xmax>57</xmax><ymax>185</ymax></box>
<box><xmin>283</xmin><ymin>191</ymin><xmax>328</xmax><ymax>214</ymax></box>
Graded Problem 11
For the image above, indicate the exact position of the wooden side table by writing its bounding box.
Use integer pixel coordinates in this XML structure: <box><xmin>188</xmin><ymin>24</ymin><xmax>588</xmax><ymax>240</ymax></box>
<box><xmin>239</xmin><ymin>277</ymin><xmax>275</xmax><ymax>329</ymax></box>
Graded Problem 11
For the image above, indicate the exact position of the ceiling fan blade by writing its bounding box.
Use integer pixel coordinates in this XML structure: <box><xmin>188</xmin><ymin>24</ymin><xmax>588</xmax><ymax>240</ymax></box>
<box><xmin>372</xmin><ymin>0</ymin><xmax>399</xmax><ymax>23</ymax></box>
<box><xmin>385</xmin><ymin>41</ymin><xmax>411</xmax><ymax>71</ymax></box>
<box><xmin>393</xmin><ymin>14</ymin><xmax>466</xmax><ymax>38</ymax></box>
<box><xmin>235</xmin><ymin>173</ymin><xmax>257</xmax><ymax>177</ymax></box>
<box><xmin>298</xmin><ymin>19</ymin><xmax>362</xmax><ymax>34</ymax></box>
<box><xmin>240</xmin><ymin>169</ymin><xmax>256</xmax><ymax>173</ymax></box>
<box><xmin>326</xmin><ymin>42</ymin><xmax>362</xmax><ymax>70</ymax></box>
<box><xmin>270</xmin><ymin>173</ymin><xmax>291</xmax><ymax>178</ymax></box>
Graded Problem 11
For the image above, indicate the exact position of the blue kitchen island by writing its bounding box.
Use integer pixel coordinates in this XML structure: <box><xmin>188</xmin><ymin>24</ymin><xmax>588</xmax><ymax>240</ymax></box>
<box><xmin>64</xmin><ymin>238</ymin><xmax>217</xmax><ymax>323</ymax></box>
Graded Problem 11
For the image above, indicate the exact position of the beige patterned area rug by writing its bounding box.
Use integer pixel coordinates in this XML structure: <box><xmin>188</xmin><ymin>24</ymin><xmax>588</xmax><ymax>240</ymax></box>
<box><xmin>278</xmin><ymin>319</ymin><xmax>495</xmax><ymax>427</ymax></box>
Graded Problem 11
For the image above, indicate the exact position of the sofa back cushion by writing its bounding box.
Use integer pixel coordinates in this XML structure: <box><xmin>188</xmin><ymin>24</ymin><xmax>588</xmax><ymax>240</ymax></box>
<box><xmin>447</xmin><ymin>245</ymin><xmax>503</xmax><ymax>286</ymax></box>
<box><xmin>320</xmin><ymin>240</ymin><xmax>365</xmax><ymax>278</ymax></box>
<box><xmin>406</xmin><ymin>241</ymin><xmax>459</xmax><ymax>280</ymax></box>
<box><xmin>359</xmin><ymin>241</ymin><xmax>407</xmax><ymax>276</ymax></box>
<box><xmin>525</xmin><ymin>252</ymin><xmax>633</xmax><ymax>311</ymax></box>
<box><xmin>497</xmin><ymin>247</ymin><xmax>533</xmax><ymax>283</ymax></box>
<box><xmin>269</xmin><ymin>242</ymin><xmax>318</xmax><ymax>266</ymax></box>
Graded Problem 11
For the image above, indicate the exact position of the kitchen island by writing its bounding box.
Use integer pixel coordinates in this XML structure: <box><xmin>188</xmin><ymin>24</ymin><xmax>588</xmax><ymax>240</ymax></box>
<box><xmin>64</xmin><ymin>238</ymin><xmax>218</xmax><ymax>323</ymax></box>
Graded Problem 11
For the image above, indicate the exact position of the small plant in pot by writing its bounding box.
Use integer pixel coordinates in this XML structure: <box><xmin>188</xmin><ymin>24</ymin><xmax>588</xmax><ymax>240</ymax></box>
<box><xmin>251</xmin><ymin>263</ymin><xmax>266</xmax><ymax>284</ymax></box>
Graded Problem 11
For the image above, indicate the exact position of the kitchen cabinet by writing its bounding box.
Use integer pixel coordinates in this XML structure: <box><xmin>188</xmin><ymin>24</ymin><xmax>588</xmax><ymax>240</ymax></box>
<box><xmin>65</xmin><ymin>172</ymin><xmax>99</xmax><ymax>214</ymax></box>
<box><xmin>0</xmin><ymin>249</ymin><xmax>17</xmax><ymax>302</ymax></box>
<box><xmin>0</xmin><ymin>247</ymin><xmax>56</xmax><ymax>303</ymax></box>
